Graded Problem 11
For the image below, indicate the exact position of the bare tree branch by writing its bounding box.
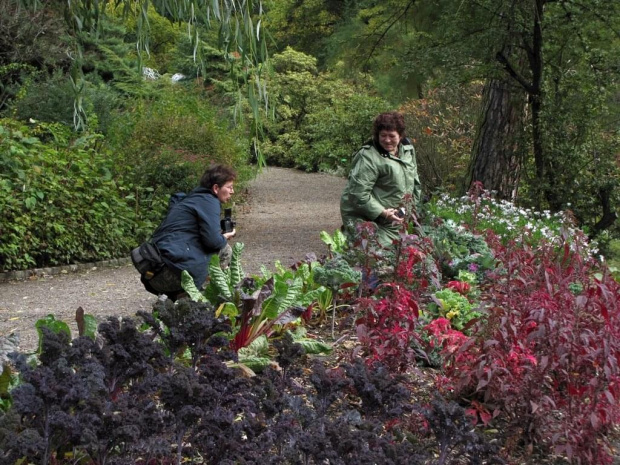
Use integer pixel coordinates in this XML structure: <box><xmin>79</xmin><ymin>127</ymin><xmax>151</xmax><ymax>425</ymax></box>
<box><xmin>495</xmin><ymin>50</ymin><xmax>534</xmax><ymax>94</ymax></box>
<box><xmin>361</xmin><ymin>0</ymin><xmax>417</xmax><ymax>68</ymax></box>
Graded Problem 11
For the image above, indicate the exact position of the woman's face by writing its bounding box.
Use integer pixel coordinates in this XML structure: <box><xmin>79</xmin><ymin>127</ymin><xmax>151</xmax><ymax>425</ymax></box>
<box><xmin>214</xmin><ymin>181</ymin><xmax>235</xmax><ymax>203</ymax></box>
<box><xmin>378</xmin><ymin>130</ymin><xmax>401</xmax><ymax>155</ymax></box>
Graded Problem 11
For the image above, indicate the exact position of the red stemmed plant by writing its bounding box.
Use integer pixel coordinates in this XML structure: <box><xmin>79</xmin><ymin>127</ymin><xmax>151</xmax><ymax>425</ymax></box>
<box><xmin>356</xmin><ymin>283</ymin><xmax>421</xmax><ymax>372</ymax></box>
<box><xmin>435</xmin><ymin>230</ymin><xmax>620</xmax><ymax>463</ymax></box>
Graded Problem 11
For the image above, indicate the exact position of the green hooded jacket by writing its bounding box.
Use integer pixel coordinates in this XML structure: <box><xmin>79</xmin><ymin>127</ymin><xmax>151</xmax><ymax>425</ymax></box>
<box><xmin>340</xmin><ymin>139</ymin><xmax>421</xmax><ymax>246</ymax></box>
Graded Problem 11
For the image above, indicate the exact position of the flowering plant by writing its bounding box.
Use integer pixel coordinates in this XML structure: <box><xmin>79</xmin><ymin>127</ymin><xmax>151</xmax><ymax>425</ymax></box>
<box><xmin>429</xmin><ymin>187</ymin><xmax>597</xmax><ymax>256</ymax></box>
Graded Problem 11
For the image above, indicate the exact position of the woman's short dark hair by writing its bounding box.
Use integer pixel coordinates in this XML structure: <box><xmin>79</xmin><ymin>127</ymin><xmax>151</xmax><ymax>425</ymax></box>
<box><xmin>372</xmin><ymin>112</ymin><xmax>406</xmax><ymax>141</ymax></box>
<box><xmin>200</xmin><ymin>164</ymin><xmax>237</xmax><ymax>190</ymax></box>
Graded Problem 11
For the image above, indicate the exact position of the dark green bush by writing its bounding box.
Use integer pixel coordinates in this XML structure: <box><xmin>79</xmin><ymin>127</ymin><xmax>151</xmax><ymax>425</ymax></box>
<box><xmin>258</xmin><ymin>47</ymin><xmax>390</xmax><ymax>173</ymax></box>
<box><xmin>1</xmin><ymin>75</ymin><xmax>254</xmax><ymax>272</ymax></box>
<box><xmin>107</xmin><ymin>82</ymin><xmax>252</xmax><ymax>199</ymax></box>
<box><xmin>0</xmin><ymin>119</ymin><xmax>139</xmax><ymax>271</ymax></box>
<box><xmin>9</xmin><ymin>72</ymin><xmax>121</xmax><ymax>135</ymax></box>
<box><xmin>10</xmin><ymin>72</ymin><xmax>76</xmax><ymax>127</ymax></box>
<box><xmin>303</xmin><ymin>91</ymin><xmax>389</xmax><ymax>173</ymax></box>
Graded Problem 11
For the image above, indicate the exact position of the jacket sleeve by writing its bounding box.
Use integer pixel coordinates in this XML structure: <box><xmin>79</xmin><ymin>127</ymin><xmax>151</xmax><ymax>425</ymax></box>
<box><xmin>412</xmin><ymin>173</ymin><xmax>422</xmax><ymax>204</ymax></box>
<box><xmin>411</xmin><ymin>154</ymin><xmax>422</xmax><ymax>205</ymax></box>
<box><xmin>346</xmin><ymin>150</ymin><xmax>385</xmax><ymax>221</ymax></box>
<box><xmin>196</xmin><ymin>200</ymin><xmax>227</xmax><ymax>252</ymax></box>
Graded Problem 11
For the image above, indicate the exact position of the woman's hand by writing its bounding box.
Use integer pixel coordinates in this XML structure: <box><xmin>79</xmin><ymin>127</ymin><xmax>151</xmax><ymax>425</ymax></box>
<box><xmin>382</xmin><ymin>208</ymin><xmax>404</xmax><ymax>224</ymax></box>
<box><xmin>223</xmin><ymin>229</ymin><xmax>236</xmax><ymax>240</ymax></box>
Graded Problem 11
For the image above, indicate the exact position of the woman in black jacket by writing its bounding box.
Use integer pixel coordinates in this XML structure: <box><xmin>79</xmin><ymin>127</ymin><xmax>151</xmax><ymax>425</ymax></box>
<box><xmin>144</xmin><ymin>164</ymin><xmax>237</xmax><ymax>300</ymax></box>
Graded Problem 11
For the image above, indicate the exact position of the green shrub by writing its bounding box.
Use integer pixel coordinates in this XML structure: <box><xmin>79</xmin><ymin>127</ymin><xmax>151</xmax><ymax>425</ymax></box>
<box><xmin>304</xmin><ymin>91</ymin><xmax>389</xmax><ymax>173</ymax></box>
<box><xmin>102</xmin><ymin>83</ymin><xmax>252</xmax><ymax>243</ymax></box>
<box><xmin>0</xmin><ymin>119</ymin><xmax>139</xmax><ymax>271</ymax></box>
<box><xmin>258</xmin><ymin>47</ymin><xmax>389</xmax><ymax>173</ymax></box>
<box><xmin>9</xmin><ymin>71</ymin><xmax>121</xmax><ymax>135</ymax></box>
<box><xmin>10</xmin><ymin>72</ymin><xmax>76</xmax><ymax>126</ymax></box>
<box><xmin>107</xmin><ymin>83</ymin><xmax>251</xmax><ymax>194</ymax></box>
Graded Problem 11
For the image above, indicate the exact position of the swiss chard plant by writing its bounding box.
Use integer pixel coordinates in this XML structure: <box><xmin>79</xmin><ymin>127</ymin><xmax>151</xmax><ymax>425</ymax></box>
<box><xmin>34</xmin><ymin>308</ymin><xmax>98</xmax><ymax>354</ymax></box>
<box><xmin>320</xmin><ymin>228</ymin><xmax>348</xmax><ymax>256</ymax></box>
<box><xmin>235</xmin><ymin>327</ymin><xmax>332</xmax><ymax>373</ymax></box>
<box><xmin>313</xmin><ymin>256</ymin><xmax>361</xmax><ymax>338</ymax></box>
<box><xmin>181</xmin><ymin>242</ymin><xmax>246</xmax><ymax>303</ymax></box>
<box><xmin>179</xmin><ymin>243</ymin><xmax>335</xmax><ymax>369</ymax></box>
<box><xmin>227</xmin><ymin>276</ymin><xmax>305</xmax><ymax>352</ymax></box>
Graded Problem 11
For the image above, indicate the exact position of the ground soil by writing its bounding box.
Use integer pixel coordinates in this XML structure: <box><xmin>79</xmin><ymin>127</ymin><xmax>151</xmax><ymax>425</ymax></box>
<box><xmin>0</xmin><ymin>167</ymin><xmax>346</xmax><ymax>353</ymax></box>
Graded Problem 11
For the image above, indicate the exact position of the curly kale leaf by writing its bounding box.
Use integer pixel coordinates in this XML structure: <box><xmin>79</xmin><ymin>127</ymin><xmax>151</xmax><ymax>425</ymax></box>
<box><xmin>313</xmin><ymin>257</ymin><xmax>361</xmax><ymax>289</ymax></box>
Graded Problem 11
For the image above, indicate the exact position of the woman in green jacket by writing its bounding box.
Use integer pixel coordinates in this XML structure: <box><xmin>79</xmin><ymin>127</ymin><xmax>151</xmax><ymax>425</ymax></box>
<box><xmin>340</xmin><ymin>112</ymin><xmax>421</xmax><ymax>247</ymax></box>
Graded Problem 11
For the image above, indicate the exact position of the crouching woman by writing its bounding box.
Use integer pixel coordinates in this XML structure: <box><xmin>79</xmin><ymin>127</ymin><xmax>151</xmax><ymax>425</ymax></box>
<box><xmin>143</xmin><ymin>164</ymin><xmax>237</xmax><ymax>300</ymax></box>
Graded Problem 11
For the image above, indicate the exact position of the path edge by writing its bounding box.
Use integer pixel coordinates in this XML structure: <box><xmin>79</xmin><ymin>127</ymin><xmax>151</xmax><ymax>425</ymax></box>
<box><xmin>0</xmin><ymin>257</ymin><xmax>133</xmax><ymax>283</ymax></box>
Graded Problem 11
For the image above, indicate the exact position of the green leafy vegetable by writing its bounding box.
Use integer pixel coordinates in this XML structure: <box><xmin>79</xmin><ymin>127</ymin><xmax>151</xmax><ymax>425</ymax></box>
<box><xmin>181</xmin><ymin>270</ymin><xmax>208</xmax><ymax>302</ymax></box>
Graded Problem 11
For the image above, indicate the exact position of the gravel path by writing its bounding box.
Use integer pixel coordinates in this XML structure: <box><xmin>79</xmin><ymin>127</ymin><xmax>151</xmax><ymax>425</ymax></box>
<box><xmin>0</xmin><ymin>167</ymin><xmax>346</xmax><ymax>353</ymax></box>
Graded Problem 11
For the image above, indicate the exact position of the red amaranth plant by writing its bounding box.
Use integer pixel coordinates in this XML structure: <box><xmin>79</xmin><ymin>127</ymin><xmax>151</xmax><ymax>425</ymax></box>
<box><xmin>437</xmin><ymin>231</ymin><xmax>620</xmax><ymax>464</ymax></box>
<box><xmin>446</xmin><ymin>280</ymin><xmax>471</xmax><ymax>295</ymax></box>
<box><xmin>392</xmin><ymin>234</ymin><xmax>439</xmax><ymax>292</ymax></box>
<box><xmin>356</xmin><ymin>284</ymin><xmax>421</xmax><ymax>372</ymax></box>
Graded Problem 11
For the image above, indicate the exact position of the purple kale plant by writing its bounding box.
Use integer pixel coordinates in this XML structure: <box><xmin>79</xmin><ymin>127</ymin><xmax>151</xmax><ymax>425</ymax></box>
<box><xmin>138</xmin><ymin>298</ymin><xmax>233</xmax><ymax>367</ymax></box>
<box><xmin>420</xmin><ymin>396</ymin><xmax>505</xmax><ymax>465</ymax></box>
<box><xmin>0</xmin><ymin>298</ymin><xmax>503</xmax><ymax>464</ymax></box>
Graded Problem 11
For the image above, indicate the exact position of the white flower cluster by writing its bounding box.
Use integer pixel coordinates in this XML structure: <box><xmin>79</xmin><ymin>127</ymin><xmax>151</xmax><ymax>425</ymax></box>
<box><xmin>434</xmin><ymin>192</ymin><xmax>597</xmax><ymax>256</ymax></box>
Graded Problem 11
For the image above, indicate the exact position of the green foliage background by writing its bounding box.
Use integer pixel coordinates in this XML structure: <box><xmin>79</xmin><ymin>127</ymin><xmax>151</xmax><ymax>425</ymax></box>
<box><xmin>258</xmin><ymin>47</ymin><xmax>390</xmax><ymax>173</ymax></box>
<box><xmin>0</xmin><ymin>121</ymin><xmax>137</xmax><ymax>270</ymax></box>
<box><xmin>0</xmin><ymin>0</ymin><xmax>619</xmax><ymax>270</ymax></box>
<box><xmin>0</xmin><ymin>3</ymin><xmax>257</xmax><ymax>272</ymax></box>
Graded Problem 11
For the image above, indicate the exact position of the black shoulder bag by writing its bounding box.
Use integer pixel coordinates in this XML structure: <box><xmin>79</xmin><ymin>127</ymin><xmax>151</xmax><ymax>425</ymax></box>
<box><xmin>130</xmin><ymin>242</ymin><xmax>164</xmax><ymax>279</ymax></box>
<box><xmin>131</xmin><ymin>191</ymin><xmax>189</xmax><ymax>280</ymax></box>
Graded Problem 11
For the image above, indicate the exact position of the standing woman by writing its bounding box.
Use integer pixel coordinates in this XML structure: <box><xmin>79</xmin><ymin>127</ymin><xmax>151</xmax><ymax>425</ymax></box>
<box><xmin>143</xmin><ymin>164</ymin><xmax>237</xmax><ymax>300</ymax></box>
<box><xmin>340</xmin><ymin>111</ymin><xmax>421</xmax><ymax>247</ymax></box>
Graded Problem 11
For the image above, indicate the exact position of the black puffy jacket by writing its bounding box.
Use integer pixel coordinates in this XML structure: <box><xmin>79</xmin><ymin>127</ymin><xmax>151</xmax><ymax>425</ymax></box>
<box><xmin>151</xmin><ymin>187</ymin><xmax>226</xmax><ymax>287</ymax></box>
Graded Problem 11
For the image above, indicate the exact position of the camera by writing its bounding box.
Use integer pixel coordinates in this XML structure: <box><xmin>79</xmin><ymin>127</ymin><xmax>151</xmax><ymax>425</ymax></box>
<box><xmin>220</xmin><ymin>208</ymin><xmax>236</xmax><ymax>233</ymax></box>
<box><xmin>396</xmin><ymin>207</ymin><xmax>406</xmax><ymax>218</ymax></box>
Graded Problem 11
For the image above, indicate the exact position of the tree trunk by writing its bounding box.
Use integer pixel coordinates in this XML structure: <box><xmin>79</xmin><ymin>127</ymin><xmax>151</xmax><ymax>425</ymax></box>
<box><xmin>466</xmin><ymin>78</ymin><xmax>526</xmax><ymax>200</ymax></box>
<box><xmin>589</xmin><ymin>185</ymin><xmax>618</xmax><ymax>239</ymax></box>
<box><xmin>531</xmin><ymin>0</ymin><xmax>555</xmax><ymax>210</ymax></box>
